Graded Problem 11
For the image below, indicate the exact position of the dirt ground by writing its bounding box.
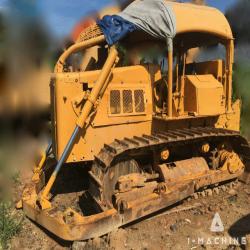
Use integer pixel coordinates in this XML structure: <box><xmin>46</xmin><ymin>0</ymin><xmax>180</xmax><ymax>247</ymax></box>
<box><xmin>5</xmin><ymin>132</ymin><xmax>249</xmax><ymax>250</ymax></box>
<box><xmin>10</xmin><ymin>176</ymin><xmax>250</xmax><ymax>250</ymax></box>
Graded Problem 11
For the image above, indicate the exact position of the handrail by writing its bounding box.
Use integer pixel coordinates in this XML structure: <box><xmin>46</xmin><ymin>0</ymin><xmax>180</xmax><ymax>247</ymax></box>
<box><xmin>54</xmin><ymin>35</ymin><xmax>106</xmax><ymax>73</ymax></box>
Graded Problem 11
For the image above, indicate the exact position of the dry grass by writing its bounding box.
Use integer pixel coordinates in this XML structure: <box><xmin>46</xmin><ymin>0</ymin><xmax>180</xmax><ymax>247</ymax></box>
<box><xmin>0</xmin><ymin>201</ymin><xmax>22</xmax><ymax>249</ymax></box>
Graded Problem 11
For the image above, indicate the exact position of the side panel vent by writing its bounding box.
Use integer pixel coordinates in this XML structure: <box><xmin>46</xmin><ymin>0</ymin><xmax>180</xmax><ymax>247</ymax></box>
<box><xmin>123</xmin><ymin>90</ymin><xmax>133</xmax><ymax>113</ymax></box>
<box><xmin>109</xmin><ymin>88</ymin><xmax>145</xmax><ymax>116</ymax></box>
<box><xmin>110</xmin><ymin>90</ymin><xmax>121</xmax><ymax>114</ymax></box>
<box><xmin>134</xmin><ymin>89</ymin><xmax>145</xmax><ymax>113</ymax></box>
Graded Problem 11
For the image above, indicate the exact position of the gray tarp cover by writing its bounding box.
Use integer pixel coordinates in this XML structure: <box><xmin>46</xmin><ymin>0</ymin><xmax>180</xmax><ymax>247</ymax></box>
<box><xmin>118</xmin><ymin>0</ymin><xmax>176</xmax><ymax>40</ymax></box>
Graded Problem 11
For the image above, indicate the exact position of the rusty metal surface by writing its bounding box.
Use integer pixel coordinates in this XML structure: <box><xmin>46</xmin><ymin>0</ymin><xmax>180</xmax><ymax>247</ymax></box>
<box><xmin>22</xmin><ymin>127</ymin><xmax>250</xmax><ymax>241</ymax></box>
<box><xmin>156</xmin><ymin>157</ymin><xmax>209</xmax><ymax>183</ymax></box>
<box><xmin>90</xmin><ymin>127</ymin><xmax>249</xmax><ymax>208</ymax></box>
<box><xmin>115</xmin><ymin>181</ymin><xmax>158</xmax><ymax>205</ymax></box>
<box><xmin>117</xmin><ymin>173</ymin><xmax>147</xmax><ymax>192</ymax></box>
<box><xmin>22</xmin><ymin>181</ymin><xmax>194</xmax><ymax>241</ymax></box>
<box><xmin>22</xmin><ymin>165</ymin><xmax>244</xmax><ymax>241</ymax></box>
<box><xmin>195</xmin><ymin>170</ymin><xmax>244</xmax><ymax>190</ymax></box>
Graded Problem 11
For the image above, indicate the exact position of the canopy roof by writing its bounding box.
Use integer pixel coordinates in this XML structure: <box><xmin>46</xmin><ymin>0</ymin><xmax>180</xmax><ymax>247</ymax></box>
<box><xmin>170</xmin><ymin>2</ymin><xmax>233</xmax><ymax>40</ymax></box>
<box><xmin>97</xmin><ymin>0</ymin><xmax>233</xmax><ymax>46</ymax></box>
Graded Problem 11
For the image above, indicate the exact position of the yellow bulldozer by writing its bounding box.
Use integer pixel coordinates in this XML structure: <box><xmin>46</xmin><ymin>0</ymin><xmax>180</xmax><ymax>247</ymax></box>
<box><xmin>20</xmin><ymin>1</ymin><xmax>250</xmax><ymax>241</ymax></box>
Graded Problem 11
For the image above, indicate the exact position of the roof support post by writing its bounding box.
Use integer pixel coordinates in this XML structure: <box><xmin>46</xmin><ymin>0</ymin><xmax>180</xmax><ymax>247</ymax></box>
<box><xmin>226</xmin><ymin>39</ymin><xmax>234</xmax><ymax>112</ymax></box>
<box><xmin>167</xmin><ymin>37</ymin><xmax>173</xmax><ymax>118</ymax></box>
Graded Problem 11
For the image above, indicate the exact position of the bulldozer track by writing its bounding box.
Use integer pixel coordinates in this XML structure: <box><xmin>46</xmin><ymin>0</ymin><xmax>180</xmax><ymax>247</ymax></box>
<box><xmin>89</xmin><ymin>127</ymin><xmax>250</xmax><ymax>209</ymax></box>
<box><xmin>91</xmin><ymin>127</ymin><xmax>249</xmax><ymax>171</ymax></box>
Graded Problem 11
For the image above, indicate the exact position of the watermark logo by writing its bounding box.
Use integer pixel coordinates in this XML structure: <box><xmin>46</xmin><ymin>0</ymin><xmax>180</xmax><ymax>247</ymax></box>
<box><xmin>210</xmin><ymin>212</ymin><xmax>224</xmax><ymax>232</ymax></box>
<box><xmin>187</xmin><ymin>212</ymin><xmax>246</xmax><ymax>246</ymax></box>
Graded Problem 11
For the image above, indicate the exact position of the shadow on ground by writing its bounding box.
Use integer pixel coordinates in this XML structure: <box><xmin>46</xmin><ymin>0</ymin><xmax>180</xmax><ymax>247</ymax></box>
<box><xmin>228</xmin><ymin>213</ymin><xmax>250</xmax><ymax>249</ymax></box>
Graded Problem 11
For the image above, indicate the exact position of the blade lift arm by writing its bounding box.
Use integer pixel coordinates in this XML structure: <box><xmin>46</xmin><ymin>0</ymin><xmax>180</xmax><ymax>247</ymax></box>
<box><xmin>38</xmin><ymin>46</ymin><xmax>119</xmax><ymax>210</ymax></box>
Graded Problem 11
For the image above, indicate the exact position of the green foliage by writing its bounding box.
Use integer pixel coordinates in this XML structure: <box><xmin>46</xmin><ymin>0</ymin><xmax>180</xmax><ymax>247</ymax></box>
<box><xmin>233</xmin><ymin>61</ymin><xmax>250</xmax><ymax>138</ymax></box>
<box><xmin>11</xmin><ymin>171</ymin><xmax>20</xmax><ymax>185</ymax></box>
<box><xmin>0</xmin><ymin>202</ymin><xmax>22</xmax><ymax>249</ymax></box>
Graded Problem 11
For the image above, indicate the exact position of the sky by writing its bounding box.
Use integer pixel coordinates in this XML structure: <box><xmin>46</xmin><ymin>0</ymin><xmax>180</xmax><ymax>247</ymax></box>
<box><xmin>205</xmin><ymin>0</ymin><xmax>237</xmax><ymax>12</ymax></box>
<box><xmin>1</xmin><ymin>0</ymin><xmax>238</xmax><ymax>38</ymax></box>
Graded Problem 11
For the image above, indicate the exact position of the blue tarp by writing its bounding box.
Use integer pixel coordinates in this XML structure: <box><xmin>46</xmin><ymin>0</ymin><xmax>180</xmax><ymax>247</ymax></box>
<box><xmin>97</xmin><ymin>15</ymin><xmax>137</xmax><ymax>46</ymax></box>
<box><xmin>97</xmin><ymin>0</ymin><xmax>176</xmax><ymax>46</ymax></box>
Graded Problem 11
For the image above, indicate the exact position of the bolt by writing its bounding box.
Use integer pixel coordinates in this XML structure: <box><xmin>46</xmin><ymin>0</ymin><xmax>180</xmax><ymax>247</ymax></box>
<box><xmin>161</xmin><ymin>149</ymin><xmax>170</xmax><ymax>161</ymax></box>
<box><xmin>201</xmin><ymin>143</ymin><xmax>210</xmax><ymax>153</ymax></box>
